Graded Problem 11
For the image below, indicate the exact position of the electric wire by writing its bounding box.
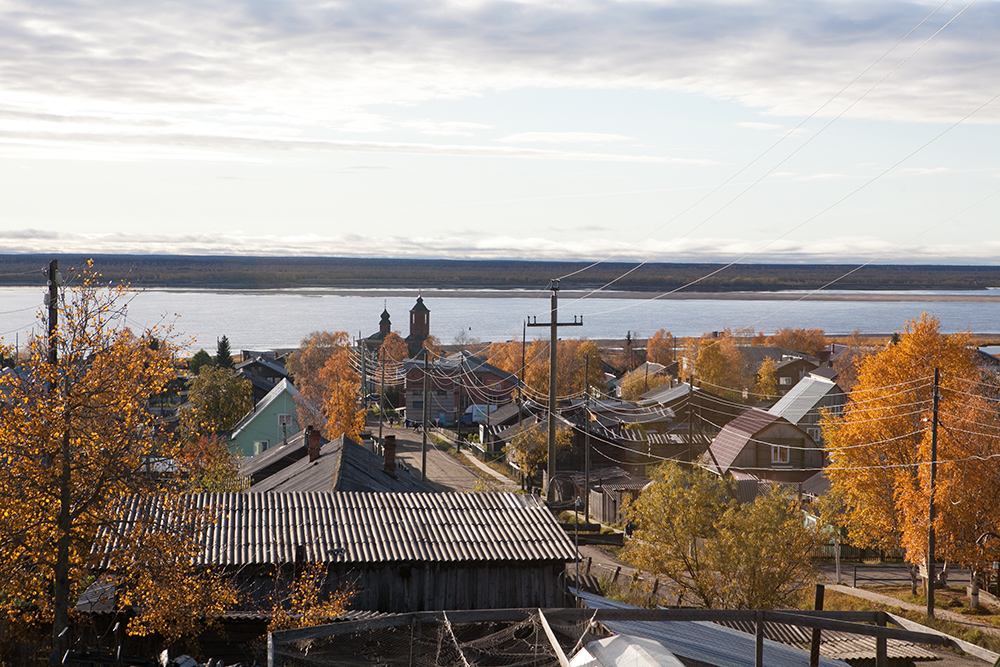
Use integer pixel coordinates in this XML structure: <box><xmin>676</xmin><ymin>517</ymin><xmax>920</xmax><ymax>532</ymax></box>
<box><xmin>554</xmin><ymin>0</ymin><xmax>962</xmax><ymax>284</ymax></box>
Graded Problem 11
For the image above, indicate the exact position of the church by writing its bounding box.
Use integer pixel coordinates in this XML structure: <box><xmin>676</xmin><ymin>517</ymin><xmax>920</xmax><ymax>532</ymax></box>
<box><xmin>363</xmin><ymin>296</ymin><xmax>430</xmax><ymax>358</ymax></box>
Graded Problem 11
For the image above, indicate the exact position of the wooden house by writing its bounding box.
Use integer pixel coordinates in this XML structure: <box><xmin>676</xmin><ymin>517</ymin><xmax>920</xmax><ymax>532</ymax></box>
<box><xmin>703</xmin><ymin>408</ymin><xmax>823</xmax><ymax>484</ymax></box>
<box><xmin>403</xmin><ymin>351</ymin><xmax>518</xmax><ymax>427</ymax></box>
<box><xmin>235</xmin><ymin>355</ymin><xmax>290</xmax><ymax>403</ymax></box>
<box><xmin>768</xmin><ymin>374</ymin><xmax>845</xmax><ymax>446</ymax></box>
<box><xmin>227</xmin><ymin>378</ymin><xmax>305</xmax><ymax>457</ymax></box>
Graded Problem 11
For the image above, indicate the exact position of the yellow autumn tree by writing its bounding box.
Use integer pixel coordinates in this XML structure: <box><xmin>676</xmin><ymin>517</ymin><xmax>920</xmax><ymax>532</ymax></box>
<box><xmin>521</xmin><ymin>339</ymin><xmax>604</xmax><ymax>399</ymax></box>
<box><xmin>646</xmin><ymin>329</ymin><xmax>674</xmax><ymax>366</ymax></box>
<box><xmin>823</xmin><ymin>313</ymin><xmax>1000</xmax><ymax>594</ymax></box>
<box><xmin>287</xmin><ymin>331</ymin><xmax>351</xmax><ymax>429</ymax></box>
<box><xmin>179</xmin><ymin>365</ymin><xmax>253</xmax><ymax>438</ymax></box>
<box><xmin>769</xmin><ymin>327</ymin><xmax>828</xmax><ymax>358</ymax></box>
<box><xmin>695</xmin><ymin>333</ymin><xmax>751</xmax><ymax>403</ymax></box>
<box><xmin>487</xmin><ymin>338</ymin><xmax>524</xmax><ymax>379</ymax></box>
<box><xmin>381</xmin><ymin>331</ymin><xmax>409</xmax><ymax>364</ymax></box>
<box><xmin>619</xmin><ymin>366</ymin><xmax>671</xmax><ymax>402</ymax></box>
<box><xmin>756</xmin><ymin>356</ymin><xmax>779</xmax><ymax>400</ymax></box>
<box><xmin>268</xmin><ymin>564</ymin><xmax>356</xmax><ymax>633</ymax></box>
<box><xmin>505</xmin><ymin>422</ymin><xmax>572</xmax><ymax>475</ymax></box>
<box><xmin>0</xmin><ymin>263</ymin><xmax>237</xmax><ymax>657</ymax></box>
<box><xmin>320</xmin><ymin>342</ymin><xmax>365</xmax><ymax>441</ymax></box>
<box><xmin>624</xmin><ymin>462</ymin><xmax>818</xmax><ymax>608</ymax></box>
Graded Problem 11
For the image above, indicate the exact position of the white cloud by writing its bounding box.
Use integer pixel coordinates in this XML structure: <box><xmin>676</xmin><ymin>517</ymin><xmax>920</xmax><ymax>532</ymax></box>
<box><xmin>3</xmin><ymin>228</ymin><xmax>998</xmax><ymax>265</ymax></box>
<box><xmin>3</xmin><ymin>0</ymin><xmax>999</xmax><ymax>155</ymax></box>
<box><xmin>498</xmin><ymin>132</ymin><xmax>632</xmax><ymax>144</ymax></box>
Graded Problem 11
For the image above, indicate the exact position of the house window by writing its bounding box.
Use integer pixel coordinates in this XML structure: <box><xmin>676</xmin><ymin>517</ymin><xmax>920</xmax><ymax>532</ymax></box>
<box><xmin>807</xmin><ymin>427</ymin><xmax>821</xmax><ymax>442</ymax></box>
<box><xmin>278</xmin><ymin>413</ymin><xmax>293</xmax><ymax>427</ymax></box>
<box><xmin>779</xmin><ymin>377</ymin><xmax>792</xmax><ymax>385</ymax></box>
<box><xmin>254</xmin><ymin>440</ymin><xmax>269</xmax><ymax>456</ymax></box>
<box><xmin>771</xmin><ymin>444</ymin><xmax>791</xmax><ymax>465</ymax></box>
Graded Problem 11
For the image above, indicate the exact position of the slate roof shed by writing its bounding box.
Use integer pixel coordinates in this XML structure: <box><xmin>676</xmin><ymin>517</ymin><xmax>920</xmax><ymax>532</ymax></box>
<box><xmin>98</xmin><ymin>492</ymin><xmax>578</xmax><ymax>613</ymax></box>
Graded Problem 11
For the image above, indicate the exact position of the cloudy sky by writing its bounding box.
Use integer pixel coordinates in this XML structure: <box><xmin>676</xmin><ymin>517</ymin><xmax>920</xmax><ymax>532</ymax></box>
<box><xmin>2</xmin><ymin>0</ymin><xmax>999</xmax><ymax>264</ymax></box>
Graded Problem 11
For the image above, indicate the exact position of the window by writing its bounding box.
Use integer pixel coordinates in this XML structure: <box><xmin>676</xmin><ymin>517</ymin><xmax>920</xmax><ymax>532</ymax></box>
<box><xmin>278</xmin><ymin>413</ymin><xmax>293</xmax><ymax>427</ymax></box>
<box><xmin>807</xmin><ymin>427</ymin><xmax>821</xmax><ymax>442</ymax></box>
<box><xmin>771</xmin><ymin>444</ymin><xmax>790</xmax><ymax>465</ymax></box>
<box><xmin>779</xmin><ymin>376</ymin><xmax>792</xmax><ymax>385</ymax></box>
<box><xmin>254</xmin><ymin>440</ymin><xmax>269</xmax><ymax>456</ymax></box>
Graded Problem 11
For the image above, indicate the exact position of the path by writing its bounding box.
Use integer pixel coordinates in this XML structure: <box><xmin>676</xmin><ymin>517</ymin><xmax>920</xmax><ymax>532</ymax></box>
<box><xmin>375</xmin><ymin>422</ymin><xmax>515</xmax><ymax>492</ymax></box>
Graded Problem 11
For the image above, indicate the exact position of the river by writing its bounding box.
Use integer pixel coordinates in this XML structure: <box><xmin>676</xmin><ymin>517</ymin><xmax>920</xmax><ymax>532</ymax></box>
<box><xmin>3</xmin><ymin>286</ymin><xmax>1000</xmax><ymax>353</ymax></box>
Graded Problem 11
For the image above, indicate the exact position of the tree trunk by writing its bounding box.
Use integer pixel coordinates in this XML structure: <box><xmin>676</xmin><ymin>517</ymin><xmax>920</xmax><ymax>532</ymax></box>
<box><xmin>51</xmin><ymin>429</ymin><xmax>73</xmax><ymax>664</ymax></box>
<box><xmin>939</xmin><ymin>561</ymin><xmax>950</xmax><ymax>589</ymax></box>
<box><xmin>906</xmin><ymin>562</ymin><xmax>919</xmax><ymax>596</ymax></box>
<box><xmin>970</xmin><ymin>569</ymin><xmax>980</xmax><ymax>610</ymax></box>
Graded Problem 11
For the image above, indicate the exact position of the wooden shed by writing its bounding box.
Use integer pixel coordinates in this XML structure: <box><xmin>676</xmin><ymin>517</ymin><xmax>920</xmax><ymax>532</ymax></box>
<box><xmin>99</xmin><ymin>491</ymin><xmax>579</xmax><ymax>614</ymax></box>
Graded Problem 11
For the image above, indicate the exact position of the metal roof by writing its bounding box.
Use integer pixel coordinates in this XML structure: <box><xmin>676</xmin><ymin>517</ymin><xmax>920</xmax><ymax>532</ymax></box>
<box><xmin>715</xmin><ymin>620</ymin><xmax>938</xmax><ymax>662</ymax></box>
<box><xmin>98</xmin><ymin>492</ymin><xmax>579</xmax><ymax>567</ymax></box>
<box><xmin>768</xmin><ymin>376</ymin><xmax>842</xmax><ymax>425</ymax></box>
<box><xmin>707</xmin><ymin>409</ymin><xmax>782</xmax><ymax>474</ymax></box>
<box><xmin>239</xmin><ymin>427</ymin><xmax>319</xmax><ymax>482</ymax></box>
<box><xmin>575</xmin><ymin>590</ymin><xmax>850</xmax><ymax>667</ymax></box>
<box><xmin>248</xmin><ymin>436</ymin><xmax>435</xmax><ymax>494</ymax></box>
<box><xmin>637</xmin><ymin>381</ymin><xmax>694</xmax><ymax>406</ymax></box>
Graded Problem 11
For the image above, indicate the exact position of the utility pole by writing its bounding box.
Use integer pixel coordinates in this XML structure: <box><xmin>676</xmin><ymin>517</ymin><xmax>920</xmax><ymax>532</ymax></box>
<box><xmin>584</xmin><ymin>355</ymin><xmax>591</xmax><ymax>522</ymax></box>
<box><xmin>421</xmin><ymin>347</ymin><xmax>430</xmax><ymax>481</ymax></box>
<box><xmin>687</xmin><ymin>374</ymin><xmax>694</xmax><ymax>462</ymax></box>
<box><xmin>927</xmin><ymin>367</ymin><xmax>940</xmax><ymax>618</ymax></box>
<box><xmin>527</xmin><ymin>279</ymin><xmax>582</xmax><ymax>498</ymax></box>
<box><xmin>47</xmin><ymin>260</ymin><xmax>59</xmax><ymax>366</ymax></box>
<box><xmin>360</xmin><ymin>338</ymin><xmax>368</xmax><ymax>402</ymax></box>
<box><xmin>455</xmin><ymin>362</ymin><xmax>464</xmax><ymax>452</ymax></box>
<box><xmin>378</xmin><ymin>346</ymin><xmax>386</xmax><ymax>446</ymax></box>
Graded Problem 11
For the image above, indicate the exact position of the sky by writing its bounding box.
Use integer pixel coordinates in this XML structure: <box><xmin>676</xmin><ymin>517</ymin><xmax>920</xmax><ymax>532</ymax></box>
<box><xmin>2</xmin><ymin>0</ymin><xmax>1000</xmax><ymax>265</ymax></box>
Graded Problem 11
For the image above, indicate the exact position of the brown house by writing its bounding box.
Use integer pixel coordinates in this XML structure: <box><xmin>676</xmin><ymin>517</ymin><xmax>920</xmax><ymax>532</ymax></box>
<box><xmin>703</xmin><ymin>408</ymin><xmax>823</xmax><ymax>484</ymax></box>
<box><xmin>403</xmin><ymin>351</ymin><xmax>518</xmax><ymax>427</ymax></box>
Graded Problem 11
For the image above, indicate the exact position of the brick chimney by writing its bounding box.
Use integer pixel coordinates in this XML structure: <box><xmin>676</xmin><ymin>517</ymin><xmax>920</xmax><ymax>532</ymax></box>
<box><xmin>383</xmin><ymin>435</ymin><xmax>396</xmax><ymax>477</ymax></box>
<box><xmin>307</xmin><ymin>425</ymin><xmax>321</xmax><ymax>463</ymax></box>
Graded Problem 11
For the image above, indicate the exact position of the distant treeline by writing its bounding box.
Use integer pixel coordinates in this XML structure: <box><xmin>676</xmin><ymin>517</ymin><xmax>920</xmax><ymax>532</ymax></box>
<box><xmin>2</xmin><ymin>254</ymin><xmax>1000</xmax><ymax>292</ymax></box>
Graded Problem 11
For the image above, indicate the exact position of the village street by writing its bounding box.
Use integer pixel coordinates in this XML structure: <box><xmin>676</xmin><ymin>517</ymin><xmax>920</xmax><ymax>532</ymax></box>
<box><xmin>372</xmin><ymin>421</ymin><xmax>516</xmax><ymax>492</ymax></box>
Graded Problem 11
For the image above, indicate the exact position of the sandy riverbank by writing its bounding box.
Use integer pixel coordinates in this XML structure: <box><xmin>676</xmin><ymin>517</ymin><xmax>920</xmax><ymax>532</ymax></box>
<box><xmin>144</xmin><ymin>286</ymin><xmax>1000</xmax><ymax>302</ymax></box>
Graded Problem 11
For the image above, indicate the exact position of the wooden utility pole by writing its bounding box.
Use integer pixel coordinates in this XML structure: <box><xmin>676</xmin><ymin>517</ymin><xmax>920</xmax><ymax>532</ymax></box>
<box><xmin>421</xmin><ymin>347</ymin><xmax>430</xmax><ymax>481</ymax></box>
<box><xmin>927</xmin><ymin>367</ymin><xmax>940</xmax><ymax>618</ymax></box>
<box><xmin>47</xmin><ymin>260</ymin><xmax>59</xmax><ymax>366</ymax></box>
<box><xmin>455</xmin><ymin>363</ymin><xmax>464</xmax><ymax>452</ymax></box>
<box><xmin>527</xmin><ymin>279</ymin><xmax>582</xmax><ymax>498</ymax></box>
<box><xmin>378</xmin><ymin>346</ymin><xmax>386</xmax><ymax>446</ymax></box>
<box><xmin>584</xmin><ymin>355</ymin><xmax>591</xmax><ymax>521</ymax></box>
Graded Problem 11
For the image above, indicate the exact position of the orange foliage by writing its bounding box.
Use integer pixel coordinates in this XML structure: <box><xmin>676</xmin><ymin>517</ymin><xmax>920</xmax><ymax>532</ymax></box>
<box><xmin>0</xmin><ymin>262</ymin><xmax>236</xmax><ymax>651</ymax></box>
<box><xmin>320</xmin><ymin>343</ymin><xmax>365</xmax><ymax>441</ymax></box>
<box><xmin>824</xmin><ymin>314</ymin><xmax>1000</xmax><ymax>573</ymax></box>
<box><xmin>381</xmin><ymin>331</ymin><xmax>408</xmax><ymax>363</ymax></box>
<box><xmin>646</xmin><ymin>329</ymin><xmax>674</xmax><ymax>366</ymax></box>
<box><xmin>769</xmin><ymin>328</ymin><xmax>828</xmax><ymax>358</ymax></box>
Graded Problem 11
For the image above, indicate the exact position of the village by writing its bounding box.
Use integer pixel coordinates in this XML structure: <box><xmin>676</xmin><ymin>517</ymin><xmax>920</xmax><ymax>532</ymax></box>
<box><xmin>5</xmin><ymin>274</ymin><xmax>1000</xmax><ymax>667</ymax></box>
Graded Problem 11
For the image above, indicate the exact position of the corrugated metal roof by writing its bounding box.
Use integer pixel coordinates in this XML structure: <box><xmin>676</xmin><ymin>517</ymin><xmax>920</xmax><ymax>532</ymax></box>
<box><xmin>575</xmin><ymin>590</ymin><xmax>850</xmax><ymax>667</ymax></box>
<box><xmin>98</xmin><ymin>492</ymin><xmax>578</xmax><ymax>568</ymax></box>
<box><xmin>715</xmin><ymin>620</ymin><xmax>938</xmax><ymax>661</ymax></box>
<box><xmin>637</xmin><ymin>381</ymin><xmax>693</xmax><ymax>407</ymax></box>
<box><xmin>707</xmin><ymin>409</ymin><xmax>782</xmax><ymax>474</ymax></box>
<box><xmin>248</xmin><ymin>436</ymin><xmax>434</xmax><ymax>494</ymax></box>
<box><xmin>768</xmin><ymin>377</ymin><xmax>842</xmax><ymax>425</ymax></box>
